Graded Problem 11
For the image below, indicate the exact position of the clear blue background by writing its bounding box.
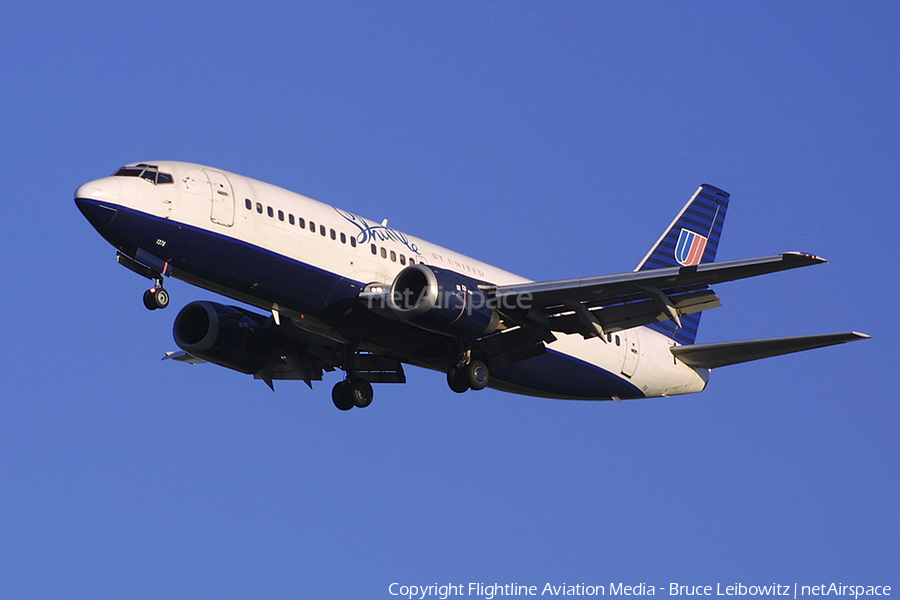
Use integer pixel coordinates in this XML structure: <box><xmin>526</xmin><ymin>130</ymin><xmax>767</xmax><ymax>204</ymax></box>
<box><xmin>1</xmin><ymin>2</ymin><xmax>895</xmax><ymax>598</ymax></box>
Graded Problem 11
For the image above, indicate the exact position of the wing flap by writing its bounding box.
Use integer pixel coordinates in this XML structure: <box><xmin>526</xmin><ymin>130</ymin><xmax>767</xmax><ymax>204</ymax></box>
<box><xmin>477</xmin><ymin>326</ymin><xmax>553</xmax><ymax>368</ymax></box>
<box><xmin>671</xmin><ymin>332</ymin><xmax>870</xmax><ymax>369</ymax></box>
<box><xmin>542</xmin><ymin>288</ymin><xmax>722</xmax><ymax>337</ymax></box>
<box><xmin>352</xmin><ymin>353</ymin><xmax>407</xmax><ymax>384</ymax></box>
<box><xmin>163</xmin><ymin>350</ymin><xmax>207</xmax><ymax>364</ymax></box>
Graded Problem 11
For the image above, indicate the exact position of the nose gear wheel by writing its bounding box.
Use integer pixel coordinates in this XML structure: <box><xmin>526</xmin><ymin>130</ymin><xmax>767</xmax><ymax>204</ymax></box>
<box><xmin>143</xmin><ymin>284</ymin><xmax>169</xmax><ymax>310</ymax></box>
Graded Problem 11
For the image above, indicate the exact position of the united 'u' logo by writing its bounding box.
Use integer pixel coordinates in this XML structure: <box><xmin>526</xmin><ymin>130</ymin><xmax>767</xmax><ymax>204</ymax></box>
<box><xmin>675</xmin><ymin>228</ymin><xmax>708</xmax><ymax>266</ymax></box>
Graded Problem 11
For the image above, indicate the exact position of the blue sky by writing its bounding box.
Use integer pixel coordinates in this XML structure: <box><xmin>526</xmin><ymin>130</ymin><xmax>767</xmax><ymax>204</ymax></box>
<box><xmin>1</xmin><ymin>2</ymin><xmax>896</xmax><ymax>598</ymax></box>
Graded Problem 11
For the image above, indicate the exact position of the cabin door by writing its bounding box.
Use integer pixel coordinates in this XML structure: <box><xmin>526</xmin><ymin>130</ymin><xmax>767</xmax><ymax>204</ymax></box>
<box><xmin>205</xmin><ymin>169</ymin><xmax>234</xmax><ymax>227</ymax></box>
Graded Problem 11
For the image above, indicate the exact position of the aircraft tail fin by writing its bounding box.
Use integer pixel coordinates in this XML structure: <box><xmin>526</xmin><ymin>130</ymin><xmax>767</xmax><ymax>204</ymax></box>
<box><xmin>634</xmin><ymin>185</ymin><xmax>730</xmax><ymax>345</ymax></box>
<box><xmin>635</xmin><ymin>184</ymin><xmax>730</xmax><ymax>271</ymax></box>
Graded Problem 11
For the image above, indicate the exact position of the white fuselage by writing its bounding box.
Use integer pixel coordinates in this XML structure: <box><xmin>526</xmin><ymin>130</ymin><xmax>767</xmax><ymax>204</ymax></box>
<box><xmin>76</xmin><ymin>161</ymin><xmax>708</xmax><ymax>400</ymax></box>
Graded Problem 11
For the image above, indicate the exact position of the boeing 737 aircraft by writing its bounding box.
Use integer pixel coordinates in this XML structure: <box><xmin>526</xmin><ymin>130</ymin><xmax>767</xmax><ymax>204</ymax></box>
<box><xmin>75</xmin><ymin>162</ymin><xmax>867</xmax><ymax>410</ymax></box>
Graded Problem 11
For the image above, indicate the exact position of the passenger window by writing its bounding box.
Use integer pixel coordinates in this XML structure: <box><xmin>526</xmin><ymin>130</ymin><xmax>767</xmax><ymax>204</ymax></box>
<box><xmin>267</xmin><ymin>206</ymin><xmax>274</xmax><ymax>218</ymax></box>
<box><xmin>330</xmin><ymin>229</ymin><xmax>336</xmax><ymax>240</ymax></box>
<box><xmin>319</xmin><ymin>225</ymin><xmax>326</xmax><ymax>236</ymax></box>
<box><xmin>289</xmin><ymin>214</ymin><xmax>295</xmax><ymax>225</ymax></box>
<box><xmin>400</xmin><ymin>255</ymin><xmax>406</xmax><ymax>265</ymax></box>
<box><xmin>340</xmin><ymin>232</ymin><xmax>346</xmax><ymax>244</ymax></box>
<box><xmin>350</xmin><ymin>237</ymin><xmax>357</xmax><ymax>247</ymax></box>
<box><xmin>278</xmin><ymin>210</ymin><xmax>285</xmax><ymax>221</ymax></box>
<box><xmin>309</xmin><ymin>221</ymin><xmax>315</xmax><ymax>232</ymax></box>
<box><xmin>245</xmin><ymin>199</ymin><xmax>252</xmax><ymax>210</ymax></box>
<box><xmin>299</xmin><ymin>217</ymin><xmax>305</xmax><ymax>229</ymax></box>
<box><xmin>615</xmin><ymin>335</ymin><xmax>621</xmax><ymax>346</ymax></box>
<box><xmin>256</xmin><ymin>202</ymin><xmax>263</xmax><ymax>214</ymax></box>
<box><xmin>390</xmin><ymin>250</ymin><xmax>396</xmax><ymax>262</ymax></box>
<box><xmin>371</xmin><ymin>244</ymin><xmax>377</xmax><ymax>255</ymax></box>
<box><xmin>381</xmin><ymin>247</ymin><xmax>387</xmax><ymax>259</ymax></box>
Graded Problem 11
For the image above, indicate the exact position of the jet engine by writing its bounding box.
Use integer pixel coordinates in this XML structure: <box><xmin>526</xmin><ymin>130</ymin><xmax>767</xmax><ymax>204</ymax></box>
<box><xmin>173</xmin><ymin>301</ymin><xmax>274</xmax><ymax>374</ymax></box>
<box><xmin>389</xmin><ymin>264</ymin><xmax>499</xmax><ymax>338</ymax></box>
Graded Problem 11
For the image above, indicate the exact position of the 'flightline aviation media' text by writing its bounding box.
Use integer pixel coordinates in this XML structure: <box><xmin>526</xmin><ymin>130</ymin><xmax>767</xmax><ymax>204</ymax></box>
<box><xmin>388</xmin><ymin>583</ymin><xmax>891</xmax><ymax>600</ymax></box>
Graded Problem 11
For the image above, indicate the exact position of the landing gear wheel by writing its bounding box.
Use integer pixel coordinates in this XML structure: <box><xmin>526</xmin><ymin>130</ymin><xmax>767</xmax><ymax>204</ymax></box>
<box><xmin>331</xmin><ymin>381</ymin><xmax>354</xmax><ymax>411</ymax></box>
<box><xmin>447</xmin><ymin>366</ymin><xmax>470</xmax><ymax>393</ymax></box>
<box><xmin>142</xmin><ymin>287</ymin><xmax>169</xmax><ymax>310</ymax></box>
<box><xmin>142</xmin><ymin>290</ymin><xmax>157</xmax><ymax>311</ymax></box>
<box><xmin>466</xmin><ymin>360</ymin><xmax>489</xmax><ymax>391</ymax></box>
<box><xmin>332</xmin><ymin>379</ymin><xmax>374</xmax><ymax>410</ymax></box>
<box><xmin>348</xmin><ymin>378</ymin><xmax>374</xmax><ymax>408</ymax></box>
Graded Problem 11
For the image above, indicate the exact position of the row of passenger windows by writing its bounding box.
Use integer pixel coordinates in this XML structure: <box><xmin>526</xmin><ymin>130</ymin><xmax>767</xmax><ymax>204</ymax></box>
<box><xmin>245</xmin><ymin>198</ymin><xmax>358</xmax><ymax>247</ymax></box>
<box><xmin>370</xmin><ymin>244</ymin><xmax>416</xmax><ymax>266</ymax></box>
<box><xmin>243</xmin><ymin>198</ymin><xmax>419</xmax><ymax>265</ymax></box>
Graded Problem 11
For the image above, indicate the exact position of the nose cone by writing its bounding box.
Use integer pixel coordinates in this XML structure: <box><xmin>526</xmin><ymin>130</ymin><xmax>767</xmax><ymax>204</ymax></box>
<box><xmin>75</xmin><ymin>177</ymin><xmax>120</xmax><ymax>230</ymax></box>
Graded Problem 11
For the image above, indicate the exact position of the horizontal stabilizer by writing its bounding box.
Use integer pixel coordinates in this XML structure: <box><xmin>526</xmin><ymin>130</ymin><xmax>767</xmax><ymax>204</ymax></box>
<box><xmin>671</xmin><ymin>332</ymin><xmax>870</xmax><ymax>369</ymax></box>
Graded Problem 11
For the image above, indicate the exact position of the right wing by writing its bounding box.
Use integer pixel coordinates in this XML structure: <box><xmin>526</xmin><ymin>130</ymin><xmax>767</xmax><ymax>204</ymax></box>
<box><xmin>488</xmin><ymin>252</ymin><xmax>827</xmax><ymax>340</ymax></box>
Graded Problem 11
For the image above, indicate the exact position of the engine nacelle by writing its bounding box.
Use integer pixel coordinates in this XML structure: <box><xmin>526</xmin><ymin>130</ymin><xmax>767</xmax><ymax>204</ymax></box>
<box><xmin>388</xmin><ymin>264</ymin><xmax>499</xmax><ymax>338</ymax></box>
<box><xmin>173</xmin><ymin>301</ymin><xmax>273</xmax><ymax>374</ymax></box>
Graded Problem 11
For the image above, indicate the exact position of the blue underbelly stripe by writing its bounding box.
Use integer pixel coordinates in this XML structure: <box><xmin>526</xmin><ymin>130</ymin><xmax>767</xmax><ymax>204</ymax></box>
<box><xmin>82</xmin><ymin>199</ymin><xmax>646</xmax><ymax>400</ymax></box>
<box><xmin>491</xmin><ymin>349</ymin><xmax>644</xmax><ymax>400</ymax></box>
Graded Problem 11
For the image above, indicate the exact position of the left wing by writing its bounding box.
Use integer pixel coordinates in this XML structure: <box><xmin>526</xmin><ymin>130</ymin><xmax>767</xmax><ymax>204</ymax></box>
<box><xmin>487</xmin><ymin>252</ymin><xmax>826</xmax><ymax>339</ymax></box>
<box><xmin>163</xmin><ymin>301</ymin><xmax>406</xmax><ymax>390</ymax></box>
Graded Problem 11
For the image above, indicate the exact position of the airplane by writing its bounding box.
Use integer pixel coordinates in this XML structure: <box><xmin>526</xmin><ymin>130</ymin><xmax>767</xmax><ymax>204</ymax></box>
<box><xmin>75</xmin><ymin>161</ymin><xmax>868</xmax><ymax>410</ymax></box>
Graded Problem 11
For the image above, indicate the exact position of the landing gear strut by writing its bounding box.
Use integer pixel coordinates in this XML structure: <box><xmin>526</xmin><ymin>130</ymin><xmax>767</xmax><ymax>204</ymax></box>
<box><xmin>115</xmin><ymin>253</ymin><xmax>170</xmax><ymax>311</ymax></box>
<box><xmin>142</xmin><ymin>279</ymin><xmax>169</xmax><ymax>310</ymax></box>
<box><xmin>446</xmin><ymin>357</ymin><xmax>489</xmax><ymax>393</ymax></box>
<box><xmin>332</xmin><ymin>378</ymin><xmax>374</xmax><ymax>410</ymax></box>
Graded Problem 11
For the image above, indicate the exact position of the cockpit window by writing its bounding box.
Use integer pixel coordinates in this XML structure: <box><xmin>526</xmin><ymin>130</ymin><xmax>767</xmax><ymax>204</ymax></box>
<box><xmin>113</xmin><ymin>164</ymin><xmax>174</xmax><ymax>184</ymax></box>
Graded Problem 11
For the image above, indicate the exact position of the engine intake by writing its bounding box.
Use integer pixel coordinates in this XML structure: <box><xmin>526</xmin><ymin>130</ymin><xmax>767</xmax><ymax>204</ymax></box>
<box><xmin>389</xmin><ymin>264</ymin><xmax>499</xmax><ymax>338</ymax></box>
<box><xmin>173</xmin><ymin>301</ymin><xmax>273</xmax><ymax>374</ymax></box>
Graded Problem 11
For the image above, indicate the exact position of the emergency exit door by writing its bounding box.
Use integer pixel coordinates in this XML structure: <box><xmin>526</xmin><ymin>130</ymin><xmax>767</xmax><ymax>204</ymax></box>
<box><xmin>620</xmin><ymin>329</ymin><xmax>640</xmax><ymax>377</ymax></box>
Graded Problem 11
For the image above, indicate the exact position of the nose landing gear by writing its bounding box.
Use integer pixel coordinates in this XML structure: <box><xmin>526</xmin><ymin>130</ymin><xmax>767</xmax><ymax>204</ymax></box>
<box><xmin>116</xmin><ymin>253</ymin><xmax>171</xmax><ymax>311</ymax></box>
<box><xmin>142</xmin><ymin>279</ymin><xmax>170</xmax><ymax>310</ymax></box>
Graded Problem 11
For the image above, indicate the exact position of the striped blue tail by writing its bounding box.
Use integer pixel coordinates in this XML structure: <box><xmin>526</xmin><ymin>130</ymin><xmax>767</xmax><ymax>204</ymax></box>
<box><xmin>634</xmin><ymin>184</ymin><xmax>729</xmax><ymax>345</ymax></box>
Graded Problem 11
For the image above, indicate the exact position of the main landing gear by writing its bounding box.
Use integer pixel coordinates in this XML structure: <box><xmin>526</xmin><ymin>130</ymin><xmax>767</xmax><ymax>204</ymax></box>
<box><xmin>142</xmin><ymin>279</ymin><xmax>169</xmax><ymax>310</ymax></box>
<box><xmin>446</xmin><ymin>358</ymin><xmax>489</xmax><ymax>394</ymax></box>
<box><xmin>332</xmin><ymin>378</ymin><xmax>374</xmax><ymax>411</ymax></box>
